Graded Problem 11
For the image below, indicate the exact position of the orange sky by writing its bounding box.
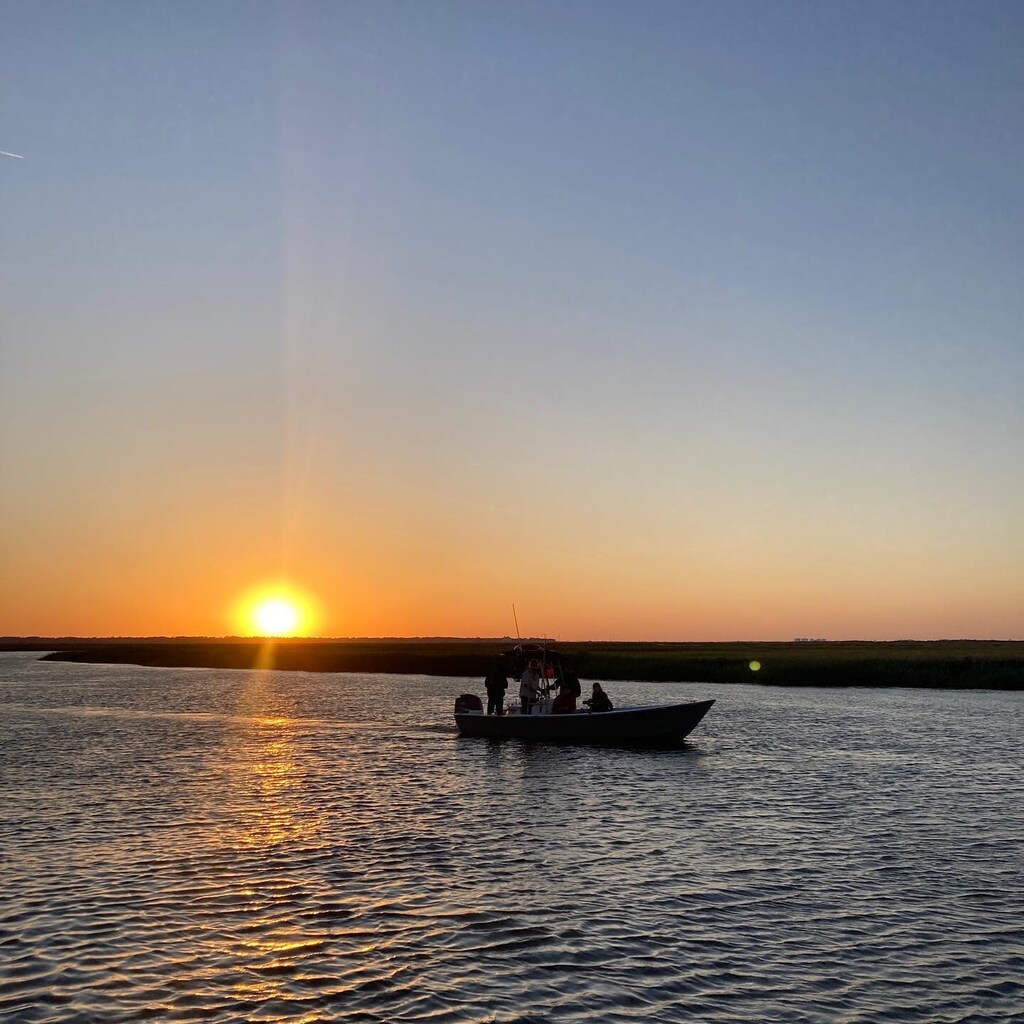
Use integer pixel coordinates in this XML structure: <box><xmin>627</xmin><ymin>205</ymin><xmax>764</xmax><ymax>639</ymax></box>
<box><xmin>2</xmin><ymin>427</ymin><xmax>1020</xmax><ymax>639</ymax></box>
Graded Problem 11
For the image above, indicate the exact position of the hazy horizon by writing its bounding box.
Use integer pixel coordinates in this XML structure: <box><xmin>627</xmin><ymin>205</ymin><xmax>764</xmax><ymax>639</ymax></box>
<box><xmin>3</xmin><ymin>634</ymin><xmax>1020</xmax><ymax>646</ymax></box>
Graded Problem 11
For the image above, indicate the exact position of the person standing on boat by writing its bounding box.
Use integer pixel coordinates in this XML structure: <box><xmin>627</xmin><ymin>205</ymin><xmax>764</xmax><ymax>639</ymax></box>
<box><xmin>519</xmin><ymin>660</ymin><xmax>542</xmax><ymax>715</ymax></box>
<box><xmin>583</xmin><ymin>681</ymin><xmax>613</xmax><ymax>713</ymax></box>
<box><xmin>484</xmin><ymin>666</ymin><xmax>508</xmax><ymax>716</ymax></box>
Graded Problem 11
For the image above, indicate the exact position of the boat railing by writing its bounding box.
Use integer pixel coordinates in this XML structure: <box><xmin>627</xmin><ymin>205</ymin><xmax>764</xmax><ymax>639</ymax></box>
<box><xmin>506</xmin><ymin>696</ymin><xmax>554</xmax><ymax>716</ymax></box>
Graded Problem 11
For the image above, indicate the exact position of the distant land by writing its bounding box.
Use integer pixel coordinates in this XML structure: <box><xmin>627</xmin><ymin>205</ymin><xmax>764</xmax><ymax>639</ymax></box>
<box><xmin>2</xmin><ymin>638</ymin><xmax>1022</xmax><ymax>689</ymax></box>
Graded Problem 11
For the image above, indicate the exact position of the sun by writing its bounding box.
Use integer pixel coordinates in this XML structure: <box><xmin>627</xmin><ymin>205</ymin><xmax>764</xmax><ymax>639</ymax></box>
<box><xmin>234</xmin><ymin>585</ymin><xmax>319</xmax><ymax>637</ymax></box>
<box><xmin>254</xmin><ymin>598</ymin><xmax>300</xmax><ymax>637</ymax></box>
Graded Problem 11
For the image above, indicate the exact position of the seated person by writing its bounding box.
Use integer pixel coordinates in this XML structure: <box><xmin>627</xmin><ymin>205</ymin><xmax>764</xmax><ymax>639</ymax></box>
<box><xmin>551</xmin><ymin>672</ymin><xmax>580</xmax><ymax>712</ymax></box>
<box><xmin>583</xmin><ymin>682</ymin><xmax>613</xmax><ymax>713</ymax></box>
<box><xmin>551</xmin><ymin>688</ymin><xmax>576</xmax><ymax>714</ymax></box>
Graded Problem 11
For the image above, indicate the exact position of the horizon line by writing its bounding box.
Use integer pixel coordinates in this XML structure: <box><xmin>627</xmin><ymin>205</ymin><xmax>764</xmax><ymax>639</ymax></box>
<box><xmin>2</xmin><ymin>634</ymin><xmax>1021</xmax><ymax>644</ymax></box>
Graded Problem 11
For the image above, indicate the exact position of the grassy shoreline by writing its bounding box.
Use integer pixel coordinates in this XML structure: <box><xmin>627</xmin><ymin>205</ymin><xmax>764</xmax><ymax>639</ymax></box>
<box><xmin>3</xmin><ymin>637</ymin><xmax>1022</xmax><ymax>689</ymax></box>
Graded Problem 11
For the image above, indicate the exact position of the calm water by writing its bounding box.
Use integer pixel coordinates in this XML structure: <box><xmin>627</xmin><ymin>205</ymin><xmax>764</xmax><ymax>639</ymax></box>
<box><xmin>1</xmin><ymin>653</ymin><xmax>1022</xmax><ymax>1024</ymax></box>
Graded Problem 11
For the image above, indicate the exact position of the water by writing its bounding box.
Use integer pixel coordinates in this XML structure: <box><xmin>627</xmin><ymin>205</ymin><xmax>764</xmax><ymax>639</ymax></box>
<box><xmin>1</xmin><ymin>652</ymin><xmax>1022</xmax><ymax>1024</ymax></box>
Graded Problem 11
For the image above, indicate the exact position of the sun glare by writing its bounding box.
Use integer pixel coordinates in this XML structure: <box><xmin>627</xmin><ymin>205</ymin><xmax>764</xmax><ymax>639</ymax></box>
<box><xmin>255</xmin><ymin>599</ymin><xmax>299</xmax><ymax>637</ymax></box>
<box><xmin>235</xmin><ymin>586</ymin><xmax>318</xmax><ymax>637</ymax></box>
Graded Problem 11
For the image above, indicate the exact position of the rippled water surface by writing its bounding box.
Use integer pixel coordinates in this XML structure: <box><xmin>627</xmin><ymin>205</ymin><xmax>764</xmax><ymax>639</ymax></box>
<box><xmin>1</xmin><ymin>653</ymin><xmax>1022</xmax><ymax>1023</ymax></box>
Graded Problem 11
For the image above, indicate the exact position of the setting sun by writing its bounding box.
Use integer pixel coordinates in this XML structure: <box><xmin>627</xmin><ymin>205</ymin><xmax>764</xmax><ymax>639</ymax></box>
<box><xmin>255</xmin><ymin>599</ymin><xmax>299</xmax><ymax>637</ymax></box>
<box><xmin>234</xmin><ymin>586</ymin><xmax>319</xmax><ymax>638</ymax></box>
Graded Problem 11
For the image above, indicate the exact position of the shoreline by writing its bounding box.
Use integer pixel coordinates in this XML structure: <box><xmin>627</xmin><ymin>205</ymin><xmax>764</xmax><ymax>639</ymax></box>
<box><xmin>4</xmin><ymin>638</ymin><xmax>1022</xmax><ymax>689</ymax></box>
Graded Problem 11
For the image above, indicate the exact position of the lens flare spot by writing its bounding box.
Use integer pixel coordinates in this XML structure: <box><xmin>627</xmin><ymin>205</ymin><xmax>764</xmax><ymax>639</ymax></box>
<box><xmin>749</xmin><ymin>661</ymin><xmax>761</xmax><ymax>672</ymax></box>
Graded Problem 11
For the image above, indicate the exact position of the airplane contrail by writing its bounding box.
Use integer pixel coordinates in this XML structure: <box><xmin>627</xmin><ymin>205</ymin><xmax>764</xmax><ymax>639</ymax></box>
<box><xmin>1</xmin><ymin>150</ymin><xmax>24</xmax><ymax>159</ymax></box>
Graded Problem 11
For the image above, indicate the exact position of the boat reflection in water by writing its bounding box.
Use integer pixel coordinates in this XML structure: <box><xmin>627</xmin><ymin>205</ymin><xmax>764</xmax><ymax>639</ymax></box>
<box><xmin>454</xmin><ymin>643</ymin><xmax>715</xmax><ymax>746</ymax></box>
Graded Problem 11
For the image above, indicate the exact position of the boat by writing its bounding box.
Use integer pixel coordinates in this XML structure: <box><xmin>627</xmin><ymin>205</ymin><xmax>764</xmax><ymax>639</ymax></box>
<box><xmin>453</xmin><ymin>643</ymin><xmax>715</xmax><ymax>745</ymax></box>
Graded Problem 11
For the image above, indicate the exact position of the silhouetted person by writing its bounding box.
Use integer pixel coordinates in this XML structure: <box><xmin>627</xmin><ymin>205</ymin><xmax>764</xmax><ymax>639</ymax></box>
<box><xmin>484</xmin><ymin>666</ymin><xmax>508</xmax><ymax>716</ymax></box>
<box><xmin>551</xmin><ymin>688</ymin><xmax>576</xmax><ymax>714</ymax></box>
<box><xmin>551</xmin><ymin>671</ymin><xmax>581</xmax><ymax>712</ymax></box>
<box><xmin>583</xmin><ymin>682</ymin><xmax>613</xmax><ymax>713</ymax></box>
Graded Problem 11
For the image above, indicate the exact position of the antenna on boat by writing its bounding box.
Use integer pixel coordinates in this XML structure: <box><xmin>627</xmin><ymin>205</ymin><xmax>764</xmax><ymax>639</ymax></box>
<box><xmin>512</xmin><ymin>603</ymin><xmax>521</xmax><ymax>641</ymax></box>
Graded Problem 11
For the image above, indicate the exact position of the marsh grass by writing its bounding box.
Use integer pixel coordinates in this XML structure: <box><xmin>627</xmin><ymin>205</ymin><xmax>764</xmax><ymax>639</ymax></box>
<box><xmin>15</xmin><ymin>637</ymin><xmax>1024</xmax><ymax>689</ymax></box>
<box><xmin>570</xmin><ymin>640</ymin><xmax>1024</xmax><ymax>689</ymax></box>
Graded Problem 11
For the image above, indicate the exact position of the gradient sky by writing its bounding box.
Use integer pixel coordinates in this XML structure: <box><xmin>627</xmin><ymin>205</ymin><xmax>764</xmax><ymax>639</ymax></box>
<box><xmin>2</xmin><ymin>1</ymin><xmax>1022</xmax><ymax>640</ymax></box>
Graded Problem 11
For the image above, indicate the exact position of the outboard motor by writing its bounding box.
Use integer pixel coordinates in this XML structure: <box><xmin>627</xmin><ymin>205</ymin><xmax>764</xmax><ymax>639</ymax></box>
<box><xmin>454</xmin><ymin>693</ymin><xmax>483</xmax><ymax>715</ymax></box>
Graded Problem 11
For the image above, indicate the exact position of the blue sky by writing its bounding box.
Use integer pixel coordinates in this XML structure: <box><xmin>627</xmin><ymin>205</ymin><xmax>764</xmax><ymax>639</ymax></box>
<box><xmin>2</xmin><ymin>2</ymin><xmax>1022</xmax><ymax>638</ymax></box>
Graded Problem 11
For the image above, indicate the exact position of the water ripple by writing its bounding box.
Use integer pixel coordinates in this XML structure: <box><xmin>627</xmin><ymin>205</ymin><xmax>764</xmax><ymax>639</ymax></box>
<box><xmin>1</xmin><ymin>653</ymin><xmax>1022</xmax><ymax>1022</ymax></box>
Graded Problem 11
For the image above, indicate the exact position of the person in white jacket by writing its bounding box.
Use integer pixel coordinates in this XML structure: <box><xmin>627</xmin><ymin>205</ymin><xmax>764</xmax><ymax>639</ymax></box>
<box><xmin>518</xmin><ymin>660</ymin><xmax>542</xmax><ymax>715</ymax></box>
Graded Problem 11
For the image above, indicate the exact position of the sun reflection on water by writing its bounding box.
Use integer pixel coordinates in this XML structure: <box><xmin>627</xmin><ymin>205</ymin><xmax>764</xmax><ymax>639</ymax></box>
<box><xmin>219</xmin><ymin>679</ymin><xmax>327</xmax><ymax>851</ymax></box>
<box><xmin>196</xmin><ymin>671</ymin><xmax>338</xmax><ymax>1015</ymax></box>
